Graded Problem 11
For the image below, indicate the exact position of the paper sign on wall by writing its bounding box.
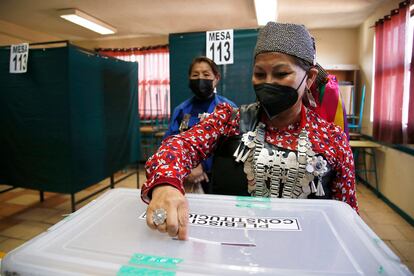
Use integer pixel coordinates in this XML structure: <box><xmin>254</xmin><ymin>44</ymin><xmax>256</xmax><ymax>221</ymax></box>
<box><xmin>10</xmin><ymin>43</ymin><xmax>29</xmax><ymax>73</ymax></box>
<box><xmin>206</xmin><ymin>29</ymin><xmax>233</xmax><ymax>65</ymax></box>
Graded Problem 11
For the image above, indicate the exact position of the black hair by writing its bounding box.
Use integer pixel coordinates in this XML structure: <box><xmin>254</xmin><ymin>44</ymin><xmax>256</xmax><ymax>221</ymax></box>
<box><xmin>294</xmin><ymin>57</ymin><xmax>313</xmax><ymax>72</ymax></box>
<box><xmin>188</xmin><ymin>56</ymin><xmax>220</xmax><ymax>77</ymax></box>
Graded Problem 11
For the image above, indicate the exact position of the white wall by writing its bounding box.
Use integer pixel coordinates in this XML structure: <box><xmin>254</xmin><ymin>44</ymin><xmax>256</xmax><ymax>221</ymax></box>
<box><xmin>311</xmin><ymin>28</ymin><xmax>359</xmax><ymax>66</ymax></box>
<box><xmin>369</xmin><ymin>145</ymin><xmax>414</xmax><ymax>219</ymax></box>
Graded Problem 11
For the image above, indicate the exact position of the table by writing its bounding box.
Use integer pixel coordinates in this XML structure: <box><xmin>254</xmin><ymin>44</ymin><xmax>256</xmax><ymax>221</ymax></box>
<box><xmin>349</xmin><ymin>140</ymin><xmax>380</xmax><ymax>193</ymax></box>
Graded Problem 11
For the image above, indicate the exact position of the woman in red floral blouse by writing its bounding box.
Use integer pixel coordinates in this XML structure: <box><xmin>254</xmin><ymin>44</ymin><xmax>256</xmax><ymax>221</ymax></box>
<box><xmin>142</xmin><ymin>22</ymin><xmax>358</xmax><ymax>240</ymax></box>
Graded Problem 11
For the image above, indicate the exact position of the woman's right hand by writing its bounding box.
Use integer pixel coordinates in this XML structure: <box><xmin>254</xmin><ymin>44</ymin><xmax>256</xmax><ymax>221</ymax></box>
<box><xmin>146</xmin><ymin>185</ymin><xmax>189</xmax><ymax>240</ymax></box>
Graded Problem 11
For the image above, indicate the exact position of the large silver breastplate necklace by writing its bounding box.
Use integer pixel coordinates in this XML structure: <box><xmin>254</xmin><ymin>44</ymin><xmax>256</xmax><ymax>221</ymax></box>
<box><xmin>233</xmin><ymin>122</ymin><xmax>329</xmax><ymax>198</ymax></box>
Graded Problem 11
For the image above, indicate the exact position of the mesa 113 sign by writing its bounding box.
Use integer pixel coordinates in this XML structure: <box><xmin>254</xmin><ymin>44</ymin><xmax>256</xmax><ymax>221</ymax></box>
<box><xmin>206</xmin><ymin>29</ymin><xmax>233</xmax><ymax>65</ymax></box>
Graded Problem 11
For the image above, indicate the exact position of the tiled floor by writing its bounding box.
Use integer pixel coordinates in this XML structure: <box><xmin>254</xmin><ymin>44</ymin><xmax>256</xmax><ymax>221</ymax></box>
<box><xmin>0</xmin><ymin>168</ymin><xmax>413</xmax><ymax>273</ymax></box>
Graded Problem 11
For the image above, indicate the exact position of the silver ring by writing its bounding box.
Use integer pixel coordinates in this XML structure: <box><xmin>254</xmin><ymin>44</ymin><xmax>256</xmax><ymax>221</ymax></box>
<box><xmin>152</xmin><ymin>208</ymin><xmax>167</xmax><ymax>226</ymax></box>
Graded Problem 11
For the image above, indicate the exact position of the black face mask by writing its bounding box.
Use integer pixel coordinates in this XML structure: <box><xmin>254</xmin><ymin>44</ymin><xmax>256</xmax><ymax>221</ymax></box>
<box><xmin>189</xmin><ymin>79</ymin><xmax>214</xmax><ymax>100</ymax></box>
<box><xmin>254</xmin><ymin>75</ymin><xmax>307</xmax><ymax>120</ymax></box>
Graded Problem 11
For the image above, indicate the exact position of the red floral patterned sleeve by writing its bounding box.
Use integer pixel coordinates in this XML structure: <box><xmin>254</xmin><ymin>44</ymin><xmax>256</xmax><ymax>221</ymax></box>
<box><xmin>141</xmin><ymin>103</ymin><xmax>240</xmax><ymax>203</ymax></box>
<box><xmin>329</xmin><ymin>125</ymin><xmax>359</xmax><ymax>213</ymax></box>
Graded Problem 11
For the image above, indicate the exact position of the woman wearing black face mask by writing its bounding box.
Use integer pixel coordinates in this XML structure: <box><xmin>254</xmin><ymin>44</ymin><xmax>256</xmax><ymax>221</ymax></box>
<box><xmin>163</xmin><ymin>56</ymin><xmax>237</xmax><ymax>194</ymax></box>
<box><xmin>143</xmin><ymin>23</ymin><xmax>357</xmax><ymax>240</ymax></box>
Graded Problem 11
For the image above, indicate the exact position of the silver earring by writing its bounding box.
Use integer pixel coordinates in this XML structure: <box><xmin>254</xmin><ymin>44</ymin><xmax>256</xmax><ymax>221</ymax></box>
<box><xmin>307</xmin><ymin>88</ymin><xmax>317</xmax><ymax>108</ymax></box>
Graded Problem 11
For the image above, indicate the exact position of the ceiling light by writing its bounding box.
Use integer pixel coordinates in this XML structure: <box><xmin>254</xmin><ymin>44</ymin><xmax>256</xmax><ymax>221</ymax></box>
<box><xmin>59</xmin><ymin>9</ymin><xmax>116</xmax><ymax>35</ymax></box>
<box><xmin>254</xmin><ymin>0</ymin><xmax>278</xmax><ymax>26</ymax></box>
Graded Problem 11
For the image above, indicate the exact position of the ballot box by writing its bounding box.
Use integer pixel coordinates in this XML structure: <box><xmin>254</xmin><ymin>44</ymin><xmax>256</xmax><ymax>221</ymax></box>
<box><xmin>1</xmin><ymin>188</ymin><xmax>411</xmax><ymax>275</ymax></box>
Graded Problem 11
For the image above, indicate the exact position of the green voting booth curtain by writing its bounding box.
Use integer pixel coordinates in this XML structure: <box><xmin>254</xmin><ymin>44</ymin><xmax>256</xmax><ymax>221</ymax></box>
<box><xmin>169</xmin><ymin>29</ymin><xmax>259</xmax><ymax>111</ymax></box>
<box><xmin>0</xmin><ymin>44</ymin><xmax>139</xmax><ymax>194</ymax></box>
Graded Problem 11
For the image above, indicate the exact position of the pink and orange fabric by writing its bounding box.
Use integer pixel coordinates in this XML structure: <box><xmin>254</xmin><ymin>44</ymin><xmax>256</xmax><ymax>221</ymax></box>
<box><xmin>310</xmin><ymin>74</ymin><xmax>349</xmax><ymax>139</ymax></box>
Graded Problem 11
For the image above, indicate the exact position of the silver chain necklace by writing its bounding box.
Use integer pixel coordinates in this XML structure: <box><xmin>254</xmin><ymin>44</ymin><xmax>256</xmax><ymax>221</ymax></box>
<box><xmin>233</xmin><ymin>122</ymin><xmax>329</xmax><ymax>198</ymax></box>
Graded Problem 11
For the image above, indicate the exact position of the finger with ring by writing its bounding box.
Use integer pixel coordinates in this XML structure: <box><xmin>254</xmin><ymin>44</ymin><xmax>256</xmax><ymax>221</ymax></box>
<box><xmin>152</xmin><ymin>208</ymin><xmax>167</xmax><ymax>226</ymax></box>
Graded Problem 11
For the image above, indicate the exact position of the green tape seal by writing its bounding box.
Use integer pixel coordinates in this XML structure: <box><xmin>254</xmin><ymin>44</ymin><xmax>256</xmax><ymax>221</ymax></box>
<box><xmin>129</xmin><ymin>253</ymin><xmax>183</xmax><ymax>269</ymax></box>
<box><xmin>117</xmin><ymin>265</ymin><xmax>175</xmax><ymax>276</ymax></box>
<box><xmin>236</xmin><ymin>196</ymin><xmax>270</xmax><ymax>203</ymax></box>
<box><xmin>236</xmin><ymin>196</ymin><xmax>271</xmax><ymax>209</ymax></box>
<box><xmin>235</xmin><ymin>202</ymin><xmax>271</xmax><ymax>209</ymax></box>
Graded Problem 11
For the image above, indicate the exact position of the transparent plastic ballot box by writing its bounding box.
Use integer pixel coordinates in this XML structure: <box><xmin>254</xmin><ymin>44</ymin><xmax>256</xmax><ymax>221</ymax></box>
<box><xmin>1</xmin><ymin>188</ymin><xmax>412</xmax><ymax>276</ymax></box>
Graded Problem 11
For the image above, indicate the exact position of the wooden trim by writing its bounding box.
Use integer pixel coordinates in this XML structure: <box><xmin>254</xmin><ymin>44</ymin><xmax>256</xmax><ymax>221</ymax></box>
<box><xmin>323</xmin><ymin>64</ymin><xmax>360</xmax><ymax>71</ymax></box>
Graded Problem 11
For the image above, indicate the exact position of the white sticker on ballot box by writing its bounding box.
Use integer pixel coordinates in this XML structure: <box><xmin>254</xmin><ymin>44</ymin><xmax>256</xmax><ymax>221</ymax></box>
<box><xmin>140</xmin><ymin>212</ymin><xmax>301</xmax><ymax>231</ymax></box>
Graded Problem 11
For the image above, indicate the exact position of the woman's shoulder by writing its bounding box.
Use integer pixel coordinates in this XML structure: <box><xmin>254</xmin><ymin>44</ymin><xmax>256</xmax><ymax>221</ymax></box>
<box><xmin>215</xmin><ymin>94</ymin><xmax>238</xmax><ymax>107</ymax></box>
<box><xmin>213</xmin><ymin>101</ymin><xmax>238</xmax><ymax>115</ymax></box>
<box><xmin>307</xmin><ymin>109</ymin><xmax>348</xmax><ymax>142</ymax></box>
<box><xmin>307</xmin><ymin>109</ymin><xmax>350</xmax><ymax>166</ymax></box>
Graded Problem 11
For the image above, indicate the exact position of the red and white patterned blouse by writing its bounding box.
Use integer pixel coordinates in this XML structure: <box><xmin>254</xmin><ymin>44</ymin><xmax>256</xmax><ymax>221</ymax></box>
<box><xmin>142</xmin><ymin>103</ymin><xmax>358</xmax><ymax>212</ymax></box>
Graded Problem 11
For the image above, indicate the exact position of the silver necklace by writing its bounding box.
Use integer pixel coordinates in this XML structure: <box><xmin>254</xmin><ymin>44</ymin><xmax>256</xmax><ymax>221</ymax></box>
<box><xmin>234</xmin><ymin>122</ymin><xmax>329</xmax><ymax>198</ymax></box>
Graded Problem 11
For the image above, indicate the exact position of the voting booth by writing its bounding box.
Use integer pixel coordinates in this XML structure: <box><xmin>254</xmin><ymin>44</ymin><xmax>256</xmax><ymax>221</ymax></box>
<box><xmin>0</xmin><ymin>43</ymin><xmax>140</xmax><ymax>209</ymax></box>
<box><xmin>1</xmin><ymin>188</ymin><xmax>411</xmax><ymax>275</ymax></box>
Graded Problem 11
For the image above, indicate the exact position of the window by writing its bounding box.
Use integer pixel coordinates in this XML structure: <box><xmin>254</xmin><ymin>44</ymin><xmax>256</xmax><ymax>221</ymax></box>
<box><xmin>98</xmin><ymin>46</ymin><xmax>170</xmax><ymax>120</ymax></box>
<box><xmin>372</xmin><ymin>1</ymin><xmax>411</xmax><ymax>144</ymax></box>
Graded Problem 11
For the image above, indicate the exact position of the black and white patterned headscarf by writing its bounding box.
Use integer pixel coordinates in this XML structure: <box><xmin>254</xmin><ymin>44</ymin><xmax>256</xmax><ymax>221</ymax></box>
<box><xmin>254</xmin><ymin>22</ymin><xmax>316</xmax><ymax>66</ymax></box>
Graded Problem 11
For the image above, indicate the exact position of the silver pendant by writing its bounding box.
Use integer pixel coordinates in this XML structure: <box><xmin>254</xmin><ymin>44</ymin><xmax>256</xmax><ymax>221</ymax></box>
<box><xmin>285</xmin><ymin>152</ymin><xmax>297</xmax><ymax>169</ymax></box>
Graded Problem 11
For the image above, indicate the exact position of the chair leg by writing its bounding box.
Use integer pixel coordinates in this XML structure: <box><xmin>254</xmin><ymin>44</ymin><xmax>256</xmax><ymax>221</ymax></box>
<box><xmin>371</xmin><ymin>148</ymin><xmax>380</xmax><ymax>196</ymax></box>
<box><xmin>352</xmin><ymin>149</ymin><xmax>360</xmax><ymax>180</ymax></box>
<box><xmin>353</xmin><ymin>149</ymin><xmax>359</xmax><ymax>168</ymax></box>
<box><xmin>362</xmin><ymin>149</ymin><xmax>369</xmax><ymax>184</ymax></box>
